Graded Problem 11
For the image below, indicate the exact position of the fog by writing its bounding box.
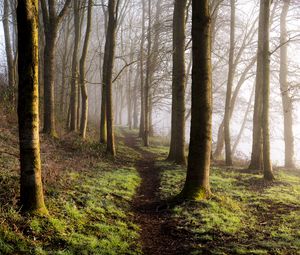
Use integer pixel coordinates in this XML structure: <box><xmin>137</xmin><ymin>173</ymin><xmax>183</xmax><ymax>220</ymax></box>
<box><xmin>0</xmin><ymin>0</ymin><xmax>300</xmax><ymax>166</ymax></box>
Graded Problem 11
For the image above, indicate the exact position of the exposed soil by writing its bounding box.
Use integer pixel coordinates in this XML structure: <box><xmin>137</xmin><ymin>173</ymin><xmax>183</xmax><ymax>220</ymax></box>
<box><xmin>123</xmin><ymin>131</ymin><xmax>191</xmax><ymax>255</ymax></box>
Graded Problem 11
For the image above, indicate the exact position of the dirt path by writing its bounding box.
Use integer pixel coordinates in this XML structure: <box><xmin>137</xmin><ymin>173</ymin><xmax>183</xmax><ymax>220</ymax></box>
<box><xmin>123</xmin><ymin>131</ymin><xmax>190</xmax><ymax>255</ymax></box>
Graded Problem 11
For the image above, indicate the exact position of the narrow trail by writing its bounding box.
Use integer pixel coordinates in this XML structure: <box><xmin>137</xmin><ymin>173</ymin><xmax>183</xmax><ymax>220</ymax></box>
<box><xmin>123</xmin><ymin>131</ymin><xmax>191</xmax><ymax>255</ymax></box>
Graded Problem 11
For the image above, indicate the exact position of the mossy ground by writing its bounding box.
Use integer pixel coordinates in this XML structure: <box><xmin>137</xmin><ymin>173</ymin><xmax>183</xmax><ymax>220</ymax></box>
<box><xmin>0</xmin><ymin>116</ymin><xmax>142</xmax><ymax>254</ymax></box>
<box><xmin>157</xmin><ymin>157</ymin><xmax>300</xmax><ymax>255</ymax></box>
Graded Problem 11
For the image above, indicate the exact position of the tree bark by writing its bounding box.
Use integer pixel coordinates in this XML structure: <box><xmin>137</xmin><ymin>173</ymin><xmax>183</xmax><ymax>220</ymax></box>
<box><xmin>17</xmin><ymin>0</ymin><xmax>47</xmax><ymax>214</ymax></box>
<box><xmin>104</xmin><ymin>0</ymin><xmax>118</xmax><ymax>156</ymax></box>
<box><xmin>280</xmin><ymin>0</ymin><xmax>294</xmax><ymax>168</ymax></box>
<box><xmin>261</xmin><ymin>0</ymin><xmax>274</xmax><ymax>181</ymax></box>
<box><xmin>79</xmin><ymin>0</ymin><xmax>93</xmax><ymax>139</ymax></box>
<box><xmin>167</xmin><ymin>0</ymin><xmax>187</xmax><ymax>165</ymax></box>
<box><xmin>248</xmin><ymin>0</ymin><xmax>278</xmax><ymax>172</ymax></box>
<box><xmin>179</xmin><ymin>0</ymin><xmax>211</xmax><ymax>200</ymax></box>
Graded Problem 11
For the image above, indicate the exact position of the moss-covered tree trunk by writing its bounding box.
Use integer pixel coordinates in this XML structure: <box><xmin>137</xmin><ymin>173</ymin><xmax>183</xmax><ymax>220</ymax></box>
<box><xmin>179</xmin><ymin>0</ymin><xmax>212</xmax><ymax>200</ymax></box>
<box><xmin>224</xmin><ymin>0</ymin><xmax>235</xmax><ymax>166</ymax></box>
<box><xmin>79</xmin><ymin>0</ymin><xmax>93</xmax><ymax>139</ymax></box>
<box><xmin>280</xmin><ymin>0</ymin><xmax>294</xmax><ymax>168</ymax></box>
<box><xmin>167</xmin><ymin>0</ymin><xmax>187</xmax><ymax>165</ymax></box>
<box><xmin>17</xmin><ymin>0</ymin><xmax>47</xmax><ymax>215</ymax></box>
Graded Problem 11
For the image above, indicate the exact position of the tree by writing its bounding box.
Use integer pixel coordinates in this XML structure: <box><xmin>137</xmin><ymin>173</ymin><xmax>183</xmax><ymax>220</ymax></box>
<box><xmin>279</xmin><ymin>0</ymin><xmax>294</xmax><ymax>168</ymax></box>
<box><xmin>41</xmin><ymin>0</ymin><xmax>71</xmax><ymax>136</ymax></box>
<box><xmin>103</xmin><ymin>0</ymin><xmax>120</xmax><ymax>156</ymax></box>
<box><xmin>249</xmin><ymin>0</ymin><xmax>274</xmax><ymax>180</ymax></box>
<box><xmin>69</xmin><ymin>0</ymin><xmax>80</xmax><ymax>131</ymax></box>
<box><xmin>143</xmin><ymin>0</ymin><xmax>152</xmax><ymax>146</ymax></box>
<box><xmin>167</xmin><ymin>0</ymin><xmax>187</xmax><ymax>165</ymax></box>
<box><xmin>223</xmin><ymin>0</ymin><xmax>235</xmax><ymax>166</ymax></box>
<box><xmin>79</xmin><ymin>0</ymin><xmax>93</xmax><ymax>139</ymax></box>
<box><xmin>2</xmin><ymin>0</ymin><xmax>16</xmax><ymax>103</ymax></box>
<box><xmin>17</xmin><ymin>0</ymin><xmax>47</xmax><ymax>214</ymax></box>
<box><xmin>138</xmin><ymin>0</ymin><xmax>145</xmax><ymax>138</ymax></box>
<box><xmin>100</xmin><ymin>3</ymin><xmax>108</xmax><ymax>144</ymax></box>
<box><xmin>261</xmin><ymin>0</ymin><xmax>274</xmax><ymax>181</ymax></box>
<box><xmin>179</xmin><ymin>0</ymin><xmax>212</xmax><ymax>200</ymax></box>
<box><xmin>248</xmin><ymin>1</ymin><xmax>278</xmax><ymax>171</ymax></box>
<box><xmin>213</xmin><ymin>13</ymin><xmax>258</xmax><ymax>161</ymax></box>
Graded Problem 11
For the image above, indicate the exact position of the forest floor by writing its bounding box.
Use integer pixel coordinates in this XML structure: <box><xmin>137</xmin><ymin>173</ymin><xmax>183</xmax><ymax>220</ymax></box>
<box><xmin>0</xmin><ymin>110</ymin><xmax>300</xmax><ymax>254</ymax></box>
<box><xmin>123</xmin><ymin>130</ymin><xmax>191</xmax><ymax>254</ymax></box>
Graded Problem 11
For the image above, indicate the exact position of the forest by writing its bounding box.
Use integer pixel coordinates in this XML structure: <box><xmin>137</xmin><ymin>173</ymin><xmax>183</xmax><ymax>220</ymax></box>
<box><xmin>0</xmin><ymin>0</ymin><xmax>300</xmax><ymax>254</ymax></box>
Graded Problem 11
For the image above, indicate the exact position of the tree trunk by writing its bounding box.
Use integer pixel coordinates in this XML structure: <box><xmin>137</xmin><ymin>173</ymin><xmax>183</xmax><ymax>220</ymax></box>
<box><xmin>79</xmin><ymin>0</ymin><xmax>93</xmax><ymax>139</ymax></box>
<box><xmin>17</xmin><ymin>0</ymin><xmax>47</xmax><ymax>215</ymax></box>
<box><xmin>104</xmin><ymin>0</ymin><xmax>118</xmax><ymax>156</ymax></box>
<box><xmin>168</xmin><ymin>0</ymin><xmax>187</xmax><ymax>165</ymax></box>
<box><xmin>224</xmin><ymin>0</ymin><xmax>235</xmax><ymax>166</ymax></box>
<box><xmin>139</xmin><ymin>0</ymin><xmax>145</xmax><ymax>138</ymax></box>
<box><xmin>143</xmin><ymin>0</ymin><xmax>151</xmax><ymax>146</ymax></box>
<box><xmin>133</xmin><ymin>71</ymin><xmax>139</xmax><ymax>129</ymax></box>
<box><xmin>280</xmin><ymin>0</ymin><xmax>294</xmax><ymax>168</ymax></box>
<box><xmin>70</xmin><ymin>0</ymin><xmax>80</xmax><ymax>131</ymax></box>
<box><xmin>100</xmin><ymin>84</ymin><xmax>107</xmax><ymax>143</ymax></box>
<box><xmin>127</xmin><ymin>43</ymin><xmax>134</xmax><ymax>130</ymax></box>
<box><xmin>41</xmin><ymin>0</ymin><xmax>71</xmax><ymax>137</ymax></box>
<box><xmin>261</xmin><ymin>0</ymin><xmax>274</xmax><ymax>181</ymax></box>
<box><xmin>179</xmin><ymin>0</ymin><xmax>211</xmax><ymax>200</ymax></box>
<box><xmin>3</xmin><ymin>0</ymin><xmax>16</xmax><ymax>102</ymax></box>
<box><xmin>43</xmin><ymin>30</ymin><xmax>57</xmax><ymax>136</ymax></box>
<box><xmin>248</xmin><ymin>0</ymin><xmax>270</xmax><ymax>172</ymax></box>
<box><xmin>60</xmin><ymin>18</ymin><xmax>71</xmax><ymax>117</ymax></box>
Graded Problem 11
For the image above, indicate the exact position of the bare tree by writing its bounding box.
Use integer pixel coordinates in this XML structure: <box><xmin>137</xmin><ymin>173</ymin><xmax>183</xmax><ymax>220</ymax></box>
<box><xmin>40</xmin><ymin>0</ymin><xmax>71</xmax><ymax>136</ymax></box>
<box><xmin>17</xmin><ymin>0</ymin><xmax>47</xmax><ymax>214</ymax></box>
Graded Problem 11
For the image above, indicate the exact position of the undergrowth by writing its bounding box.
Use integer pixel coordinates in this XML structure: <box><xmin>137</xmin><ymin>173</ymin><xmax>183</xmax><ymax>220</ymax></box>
<box><xmin>0</xmin><ymin>120</ymin><xmax>142</xmax><ymax>255</ymax></box>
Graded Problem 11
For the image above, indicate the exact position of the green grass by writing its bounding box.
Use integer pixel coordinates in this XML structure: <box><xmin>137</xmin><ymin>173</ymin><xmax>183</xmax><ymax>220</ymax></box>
<box><xmin>0</xmin><ymin>124</ymin><xmax>142</xmax><ymax>255</ymax></box>
<box><xmin>158</xmin><ymin>162</ymin><xmax>300</xmax><ymax>255</ymax></box>
<box><xmin>0</xmin><ymin>166</ymin><xmax>142</xmax><ymax>255</ymax></box>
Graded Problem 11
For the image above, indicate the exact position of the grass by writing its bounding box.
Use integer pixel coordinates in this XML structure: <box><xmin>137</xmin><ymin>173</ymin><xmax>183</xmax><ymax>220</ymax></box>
<box><xmin>0</xmin><ymin>119</ymin><xmax>142</xmax><ymax>255</ymax></box>
<box><xmin>0</xmin><ymin>164</ymin><xmax>142</xmax><ymax>254</ymax></box>
<box><xmin>158</xmin><ymin>160</ymin><xmax>300</xmax><ymax>255</ymax></box>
